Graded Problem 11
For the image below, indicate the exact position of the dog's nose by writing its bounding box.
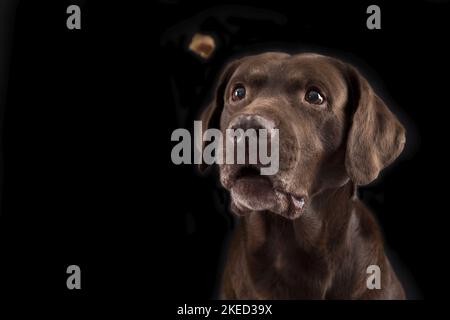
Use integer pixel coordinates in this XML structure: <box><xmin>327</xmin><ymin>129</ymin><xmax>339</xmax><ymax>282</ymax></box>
<box><xmin>229</xmin><ymin>115</ymin><xmax>276</xmax><ymax>135</ymax></box>
<box><xmin>228</xmin><ymin>115</ymin><xmax>276</xmax><ymax>146</ymax></box>
<box><xmin>227</xmin><ymin>115</ymin><xmax>277</xmax><ymax>164</ymax></box>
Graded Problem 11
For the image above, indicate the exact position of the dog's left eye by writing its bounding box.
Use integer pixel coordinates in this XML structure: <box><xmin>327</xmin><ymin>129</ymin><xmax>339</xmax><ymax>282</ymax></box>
<box><xmin>305</xmin><ymin>89</ymin><xmax>325</xmax><ymax>105</ymax></box>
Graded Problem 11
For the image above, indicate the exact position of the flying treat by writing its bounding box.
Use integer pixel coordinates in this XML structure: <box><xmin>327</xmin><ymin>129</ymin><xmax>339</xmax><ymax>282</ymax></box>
<box><xmin>188</xmin><ymin>33</ymin><xmax>216</xmax><ymax>59</ymax></box>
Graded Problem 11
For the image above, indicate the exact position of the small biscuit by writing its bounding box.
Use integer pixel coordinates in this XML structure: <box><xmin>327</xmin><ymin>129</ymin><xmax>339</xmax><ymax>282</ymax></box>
<box><xmin>188</xmin><ymin>34</ymin><xmax>216</xmax><ymax>59</ymax></box>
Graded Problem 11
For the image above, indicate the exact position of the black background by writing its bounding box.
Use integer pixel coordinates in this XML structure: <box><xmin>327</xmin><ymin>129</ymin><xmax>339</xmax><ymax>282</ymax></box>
<box><xmin>0</xmin><ymin>0</ymin><xmax>447</xmax><ymax>314</ymax></box>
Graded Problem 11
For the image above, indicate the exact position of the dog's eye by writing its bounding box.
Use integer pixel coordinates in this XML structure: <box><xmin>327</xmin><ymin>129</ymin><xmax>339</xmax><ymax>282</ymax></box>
<box><xmin>231</xmin><ymin>85</ymin><xmax>246</xmax><ymax>101</ymax></box>
<box><xmin>305</xmin><ymin>89</ymin><xmax>325</xmax><ymax>105</ymax></box>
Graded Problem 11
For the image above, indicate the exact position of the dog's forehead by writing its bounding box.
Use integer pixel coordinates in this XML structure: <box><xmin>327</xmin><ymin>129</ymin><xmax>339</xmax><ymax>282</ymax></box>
<box><xmin>287</xmin><ymin>54</ymin><xmax>343</xmax><ymax>76</ymax></box>
<box><xmin>233</xmin><ymin>53</ymin><xmax>345</xmax><ymax>86</ymax></box>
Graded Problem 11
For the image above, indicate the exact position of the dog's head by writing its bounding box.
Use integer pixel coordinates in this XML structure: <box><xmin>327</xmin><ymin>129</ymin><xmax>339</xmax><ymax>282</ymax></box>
<box><xmin>200</xmin><ymin>52</ymin><xmax>405</xmax><ymax>219</ymax></box>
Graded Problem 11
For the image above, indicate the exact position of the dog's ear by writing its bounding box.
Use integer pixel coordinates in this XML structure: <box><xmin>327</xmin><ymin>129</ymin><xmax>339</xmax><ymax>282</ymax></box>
<box><xmin>201</xmin><ymin>58</ymin><xmax>243</xmax><ymax>131</ymax></box>
<box><xmin>345</xmin><ymin>65</ymin><xmax>406</xmax><ymax>185</ymax></box>
<box><xmin>198</xmin><ymin>59</ymin><xmax>243</xmax><ymax>172</ymax></box>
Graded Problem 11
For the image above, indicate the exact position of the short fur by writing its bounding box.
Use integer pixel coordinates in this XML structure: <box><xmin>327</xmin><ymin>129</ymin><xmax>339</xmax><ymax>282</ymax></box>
<box><xmin>200</xmin><ymin>52</ymin><xmax>406</xmax><ymax>299</ymax></box>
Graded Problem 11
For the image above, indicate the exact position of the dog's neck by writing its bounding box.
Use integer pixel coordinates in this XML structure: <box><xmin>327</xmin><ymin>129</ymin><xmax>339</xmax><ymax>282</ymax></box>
<box><xmin>242</xmin><ymin>182</ymin><xmax>356</xmax><ymax>255</ymax></box>
<box><xmin>237</xmin><ymin>182</ymin><xmax>388</xmax><ymax>299</ymax></box>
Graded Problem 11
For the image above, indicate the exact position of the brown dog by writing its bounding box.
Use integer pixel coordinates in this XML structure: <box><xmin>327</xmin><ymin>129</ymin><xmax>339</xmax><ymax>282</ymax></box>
<box><xmin>200</xmin><ymin>52</ymin><xmax>406</xmax><ymax>299</ymax></box>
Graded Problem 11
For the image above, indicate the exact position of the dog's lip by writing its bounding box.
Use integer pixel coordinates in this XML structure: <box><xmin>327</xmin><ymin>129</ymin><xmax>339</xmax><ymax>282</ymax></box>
<box><xmin>232</xmin><ymin>165</ymin><xmax>308</xmax><ymax>201</ymax></box>
<box><xmin>226</xmin><ymin>165</ymin><xmax>308</xmax><ymax>218</ymax></box>
<box><xmin>235</xmin><ymin>164</ymin><xmax>262</xmax><ymax>179</ymax></box>
<box><xmin>238</xmin><ymin>172</ymin><xmax>308</xmax><ymax>213</ymax></box>
<box><xmin>290</xmin><ymin>194</ymin><xmax>306</xmax><ymax>210</ymax></box>
<box><xmin>275</xmin><ymin>188</ymin><xmax>307</xmax><ymax>214</ymax></box>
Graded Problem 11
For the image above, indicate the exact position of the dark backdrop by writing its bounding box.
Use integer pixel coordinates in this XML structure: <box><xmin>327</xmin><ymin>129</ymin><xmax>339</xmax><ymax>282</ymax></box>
<box><xmin>0</xmin><ymin>0</ymin><xmax>447</xmax><ymax>313</ymax></box>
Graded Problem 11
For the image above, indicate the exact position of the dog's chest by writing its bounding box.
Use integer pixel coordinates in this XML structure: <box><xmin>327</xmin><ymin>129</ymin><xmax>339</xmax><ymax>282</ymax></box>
<box><xmin>243</xmin><ymin>242</ymin><xmax>330</xmax><ymax>299</ymax></box>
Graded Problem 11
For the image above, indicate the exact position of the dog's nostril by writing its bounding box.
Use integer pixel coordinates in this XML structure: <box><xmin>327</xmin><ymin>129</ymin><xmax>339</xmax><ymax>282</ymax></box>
<box><xmin>229</xmin><ymin>114</ymin><xmax>276</xmax><ymax>131</ymax></box>
<box><xmin>231</xmin><ymin>118</ymin><xmax>266</xmax><ymax>132</ymax></box>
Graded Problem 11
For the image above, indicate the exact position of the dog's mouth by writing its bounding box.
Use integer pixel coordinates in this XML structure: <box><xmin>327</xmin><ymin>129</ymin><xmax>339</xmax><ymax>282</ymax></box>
<box><xmin>235</xmin><ymin>165</ymin><xmax>263</xmax><ymax>180</ymax></box>
<box><xmin>228</xmin><ymin>165</ymin><xmax>307</xmax><ymax>219</ymax></box>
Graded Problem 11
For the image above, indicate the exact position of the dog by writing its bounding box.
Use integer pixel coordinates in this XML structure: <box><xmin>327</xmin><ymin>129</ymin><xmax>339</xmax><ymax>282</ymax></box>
<box><xmin>199</xmin><ymin>52</ymin><xmax>406</xmax><ymax>299</ymax></box>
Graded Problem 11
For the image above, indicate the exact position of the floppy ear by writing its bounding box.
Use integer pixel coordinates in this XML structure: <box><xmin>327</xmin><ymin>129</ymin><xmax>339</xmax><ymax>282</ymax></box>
<box><xmin>345</xmin><ymin>65</ymin><xmax>406</xmax><ymax>185</ymax></box>
<box><xmin>198</xmin><ymin>59</ymin><xmax>243</xmax><ymax>172</ymax></box>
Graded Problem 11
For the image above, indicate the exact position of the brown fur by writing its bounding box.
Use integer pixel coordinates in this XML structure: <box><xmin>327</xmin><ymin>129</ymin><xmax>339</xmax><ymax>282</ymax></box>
<box><xmin>200</xmin><ymin>52</ymin><xmax>406</xmax><ymax>299</ymax></box>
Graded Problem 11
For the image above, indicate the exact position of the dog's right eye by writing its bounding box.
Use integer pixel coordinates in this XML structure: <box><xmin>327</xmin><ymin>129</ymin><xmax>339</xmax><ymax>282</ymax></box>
<box><xmin>231</xmin><ymin>85</ymin><xmax>246</xmax><ymax>101</ymax></box>
<box><xmin>305</xmin><ymin>88</ymin><xmax>325</xmax><ymax>105</ymax></box>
